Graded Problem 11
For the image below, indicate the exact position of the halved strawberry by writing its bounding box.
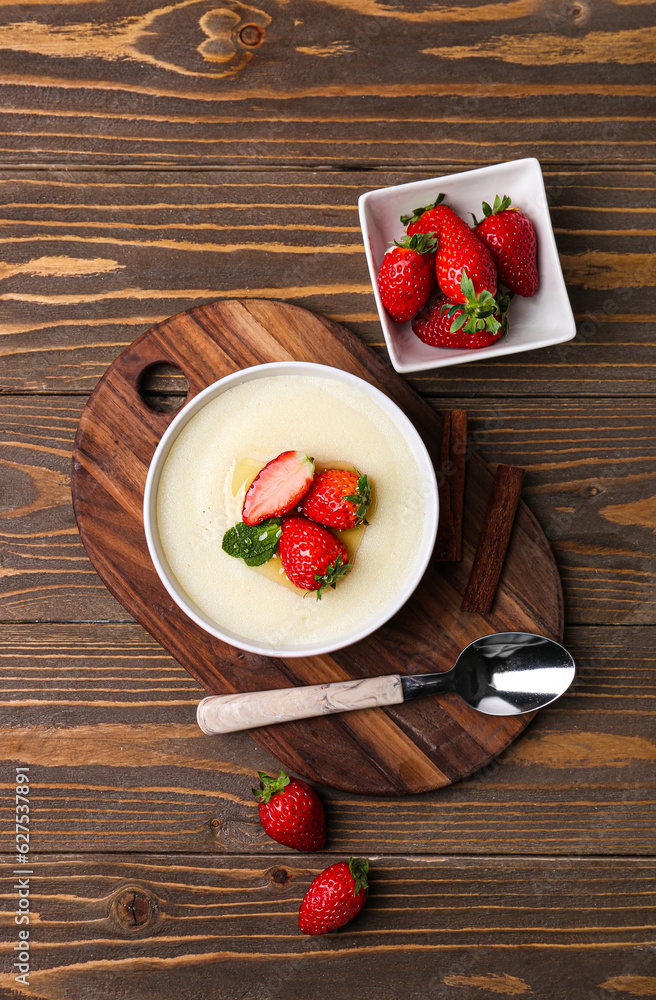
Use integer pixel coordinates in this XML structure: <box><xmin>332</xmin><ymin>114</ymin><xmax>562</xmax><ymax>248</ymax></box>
<box><xmin>242</xmin><ymin>451</ymin><xmax>314</xmax><ymax>526</ymax></box>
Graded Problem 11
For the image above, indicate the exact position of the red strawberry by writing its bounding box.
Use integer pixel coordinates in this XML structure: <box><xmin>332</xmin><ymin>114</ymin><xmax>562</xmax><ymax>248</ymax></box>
<box><xmin>278</xmin><ymin>516</ymin><xmax>350</xmax><ymax>597</ymax></box>
<box><xmin>412</xmin><ymin>290</ymin><xmax>512</xmax><ymax>350</ymax></box>
<box><xmin>242</xmin><ymin>450</ymin><xmax>314</xmax><ymax>526</ymax></box>
<box><xmin>299</xmin><ymin>857</ymin><xmax>369</xmax><ymax>935</ymax></box>
<box><xmin>253</xmin><ymin>769</ymin><xmax>325</xmax><ymax>852</ymax></box>
<box><xmin>401</xmin><ymin>192</ymin><xmax>452</xmax><ymax>240</ymax></box>
<box><xmin>436</xmin><ymin>209</ymin><xmax>498</xmax><ymax>309</ymax></box>
<box><xmin>300</xmin><ymin>469</ymin><xmax>371</xmax><ymax>529</ymax></box>
<box><xmin>472</xmin><ymin>195</ymin><xmax>538</xmax><ymax>297</ymax></box>
<box><xmin>376</xmin><ymin>232</ymin><xmax>437</xmax><ymax>323</ymax></box>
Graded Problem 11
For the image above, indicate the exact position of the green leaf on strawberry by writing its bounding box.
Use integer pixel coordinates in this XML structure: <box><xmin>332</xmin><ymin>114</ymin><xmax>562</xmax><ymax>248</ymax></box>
<box><xmin>342</xmin><ymin>472</ymin><xmax>372</xmax><ymax>527</ymax></box>
<box><xmin>222</xmin><ymin>518</ymin><xmax>282</xmax><ymax>567</ymax></box>
<box><xmin>252</xmin><ymin>768</ymin><xmax>290</xmax><ymax>803</ymax></box>
<box><xmin>471</xmin><ymin>194</ymin><xmax>513</xmax><ymax>226</ymax></box>
<box><xmin>349</xmin><ymin>856</ymin><xmax>369</xmax><ymax>897</ymax></box>
<box><xmin>439</xmin><ymin>279</ymin><xmax>513</xmax><ymax>339</ymax></box>
<box><xmin>315</xmin><ymin>554</ymin><xmax>352</xmax><ymax>600</ymax></box>
<box><xmin>391</xmin><ymin>232</ymin><xmax>439</xmax><ymax>254</ymax></box>
<box><xmin>438</xmin><ymin>270</ymin><xmax>504</xmax><ymax>336</ymax></box>
<box><xmin>450</xmin><ymin>312</ymin><xmax>469</xmax><ymax>332</ymax></box>
<box><xmin>400</xmin><ymin>192</ymin><xmax>445</xmax><ymax>227</ymax></box>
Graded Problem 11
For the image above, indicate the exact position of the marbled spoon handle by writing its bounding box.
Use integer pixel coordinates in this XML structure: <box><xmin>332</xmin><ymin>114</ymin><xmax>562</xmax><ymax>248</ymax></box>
<box><xmin>197</xmin><ymin>675</ymin><xmax>404</xmax><ymax>735</ymax></box>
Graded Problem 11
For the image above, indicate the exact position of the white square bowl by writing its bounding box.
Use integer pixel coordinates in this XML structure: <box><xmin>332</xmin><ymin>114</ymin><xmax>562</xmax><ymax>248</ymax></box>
<box><xmin>358</xmin><ymin>157</ymin><xmax>576</xmax><ymax>374</ymax></box>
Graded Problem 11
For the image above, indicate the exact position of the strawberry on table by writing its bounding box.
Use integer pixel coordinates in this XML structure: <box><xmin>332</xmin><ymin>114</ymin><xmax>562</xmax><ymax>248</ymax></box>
<box><xmin>242</xmin><ymin>450</ymin><xmax>314</xmax><ymax>526</ymax></box>
<box><xmin>412</xmin><ymin>290</ymin><xmax>512</xmax><ymax>350</ymax></box>
<box><xmin>472</xmin><ymin>194</ymin><xmax>538</xmax><ymax>297</ymax></box>
<box><xmin>376</xmin><ymin>232</ymin><xmax>437</xmax><ymax>323</ymax></box>
<box><xmin>299</xmin><ymin>857</ymin><xmax>369</xmax><ymax>935</ymax></box>
<box><xmin>300</xmin><ymin>469</ymin><xmax>371</xmax><ymax>529</ymax></box>
<box><xmin>401</xmin><ymin>192</ymin><xmax>451</xmax><ymax>240</ymax></box>
<box><xmin>253</xmin><ymin>769</ymin><xmax>325</xmax><ymax>852</ymax></box>
<box><xmin>278</xmin><ymin>516</ymin><xmax>351</xmax><ymax>597</ymax></box>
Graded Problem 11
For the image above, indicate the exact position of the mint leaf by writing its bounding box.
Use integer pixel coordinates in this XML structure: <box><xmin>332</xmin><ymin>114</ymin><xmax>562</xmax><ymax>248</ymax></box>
<box><xmin>222</xmin><ymin>518</ymin><xmax>282</xmax><ymax>567</ymax></box>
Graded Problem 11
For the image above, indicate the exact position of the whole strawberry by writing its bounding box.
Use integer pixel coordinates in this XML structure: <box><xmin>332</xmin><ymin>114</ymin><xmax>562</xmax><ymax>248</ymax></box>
<box><xmin>412</xmin><ymin>291</ymin><xmax>511</xmax><ymax>350</ymax></box>
<box><xmin>436</xmin><ymin>209</ymin><xmax>498</xmax><ymax>311</ymax></box>
<box><xmin>377</xmin><ymin>232</ymin><xmax>437</xmax><ymax>323</ymax></box>
<box><xmin>299</xmin><ymin>857</ymin><xmax>369</xmax><ymax>935</ymax></box>
<box><xmin>300</xmin><ymin>469</ymin><xmax>371</xmax><ymax>529</ymax></box>
<box><xmin>472</xmin><ymin>195</ymin><xmax>538</xmax><ymax>297</ymax></box>
<box><xmin>279</xmin><ymin>516</ymin><xmax>351</xmax><ymax>597</ymax></box>
<box><xmin>253</xmin><ymin>769</ymin><xmax>325</xmax><ymax>852</ymax></box>
<box><xmin>401</xmin><ymin>192</ymin><xmax>451</xmax><ymax>240</ymax></box>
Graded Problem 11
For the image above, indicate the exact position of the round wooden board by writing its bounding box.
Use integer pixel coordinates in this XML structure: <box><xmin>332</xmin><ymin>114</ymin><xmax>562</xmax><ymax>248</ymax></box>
<box><xmin>72</xmin><ymin>299</ymin><xmax>563</xmax><ymax>795</ymax></box>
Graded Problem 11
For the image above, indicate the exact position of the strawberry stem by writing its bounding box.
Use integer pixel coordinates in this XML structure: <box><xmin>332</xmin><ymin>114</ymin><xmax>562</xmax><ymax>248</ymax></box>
<box><xmin>349</xmin><ymin>856</ymin><xmax>369</xmax><ymax>897</ymax></box>
<box><xmin>343</xmin><ymin>471</ymin><xmax>372</xmax><ymax>526</ymax></box>
<box><xmin>472</xmin><ymin>194</ymin><xmax>513</xmax><ymax>225</ymax></box>
<box><xmin>252</xmin><ymin>769</ymin><xmax>290</xmax><ymax>804</ymax></box>
<box><xmin>400</xmin><ymin>192</ymin><xmax>446</xmax><ymax>226</ymax></box>
<box><xmin>315</xmin><ymin>554</ymin><xmax>352</xmax><ymax>600</ymax></box>
<box><xmin>390</xmin><ymin>232</ymin><xmax>438</xmax><ymax>254</ymax></box>
<box><xmin>440</xmin><ymin>277</ymin><xmax>513</xmax><ymax>337</ymax></box>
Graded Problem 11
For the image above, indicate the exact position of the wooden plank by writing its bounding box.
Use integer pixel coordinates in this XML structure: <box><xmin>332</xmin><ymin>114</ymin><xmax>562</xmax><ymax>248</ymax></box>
<box><xmin>0</xmin><ymin>0</ymin><xmax>653</xmax><ymax>166</ymax></box>
<box><xmin>0</xmin><ymin>395</ymin><xmax>652</xmax><ymax>624</ymax></box>
<box><xmin>0</xmin><ymin>853</ymin><xmax>654</xmax><ymax>1000</ymax></box>
<box><xmin>0</xmin><ymin>169</ymin><xmax>653</xmax><ymax>396</ymax></box>
<box><xmin>0</xmin><ymin>622</ymin><xmax>654</xmax><ymax>855</ymax></box>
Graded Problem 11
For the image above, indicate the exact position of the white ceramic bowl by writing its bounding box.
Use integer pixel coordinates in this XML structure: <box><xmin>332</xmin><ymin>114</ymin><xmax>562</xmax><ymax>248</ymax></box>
<box><xmin>143</xmin><ymin>362</ymin><xmax>439</xmax><ymax>658</ymax></box>
<box><xmin>358</xmin><ymin>157</ymin><xmax>576</xmax><ymax>374</ymax></box>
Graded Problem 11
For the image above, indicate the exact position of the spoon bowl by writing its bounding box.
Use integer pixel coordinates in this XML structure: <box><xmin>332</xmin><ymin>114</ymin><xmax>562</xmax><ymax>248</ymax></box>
<box><xmin>450</xmin><ymin>632</ymin><xmax>575</xmax><ymax>715</ymax></box>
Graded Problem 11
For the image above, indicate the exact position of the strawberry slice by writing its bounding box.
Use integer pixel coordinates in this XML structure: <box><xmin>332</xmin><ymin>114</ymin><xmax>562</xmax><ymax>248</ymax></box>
<box><xmin>242</xmin><ymin>451</ymin><xmax>315</xmax><ymax>526</ymax></box>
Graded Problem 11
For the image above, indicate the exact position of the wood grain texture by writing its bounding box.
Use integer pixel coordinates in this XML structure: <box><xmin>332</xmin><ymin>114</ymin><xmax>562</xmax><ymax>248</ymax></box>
<box><xmin>1</xmin><ymin>395</ymin><xmax>651</xmax><ymax>625</ymax></box>
<box><xmin>1</xmin><ymin>622</ymin><xmax>654</xmax><ymax>856</ymax></box>
<box><xmin>0</xmin><ymin>0</ymin><xmax>653</xmax><ymax>167</ymax></box>
<box><xmin>70</xmin><ymin>298</ymin><xmax>562</xmax><ymax>795</ymax></box>
<box><xmin>0</xmin><ymin>169</ymin><xmax>654</xmax><ymax>397</ymax></box>
<box><xmin>0</xmin><ymin>854</ymin><xmax>654</xmax><ymax>1000</ymax></box>
<box><xmin>0</xmin><ymin>0</ymin><xmax>653</xmax><ymax>989</ymax></box>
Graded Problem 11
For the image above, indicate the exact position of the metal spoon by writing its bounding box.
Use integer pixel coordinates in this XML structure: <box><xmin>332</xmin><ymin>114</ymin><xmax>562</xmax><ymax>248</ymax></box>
<box><xmin>196</xmin><ymin>631</ymin><xmax>576</xmax><ymax>736</ymax></box>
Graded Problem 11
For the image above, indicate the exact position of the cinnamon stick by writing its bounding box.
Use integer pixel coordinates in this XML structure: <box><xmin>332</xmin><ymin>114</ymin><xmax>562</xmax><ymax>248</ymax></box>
<box><xmin>461</xmin><ymin>464</ymin><xmax>525</xmax><ymax>614</ymax></box>
<box><xmin>435</xmin><ymin>410</ymin><xmax>468</xmax><ymax>562</ymax></box>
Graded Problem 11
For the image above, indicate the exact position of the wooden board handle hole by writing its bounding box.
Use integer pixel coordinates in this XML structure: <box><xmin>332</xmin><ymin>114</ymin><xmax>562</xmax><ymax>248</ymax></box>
<box><xmin>137</xmin><ymin>362</ymin><xmax>190</xmax><ymax>414</ymax></box>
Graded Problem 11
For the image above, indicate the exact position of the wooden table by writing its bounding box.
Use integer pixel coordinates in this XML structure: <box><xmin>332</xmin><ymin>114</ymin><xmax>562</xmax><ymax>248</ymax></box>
<box><xmin>1</xmin><ymin>2</ymin><xmax>654</xmax><ymax>997</ymax></box>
